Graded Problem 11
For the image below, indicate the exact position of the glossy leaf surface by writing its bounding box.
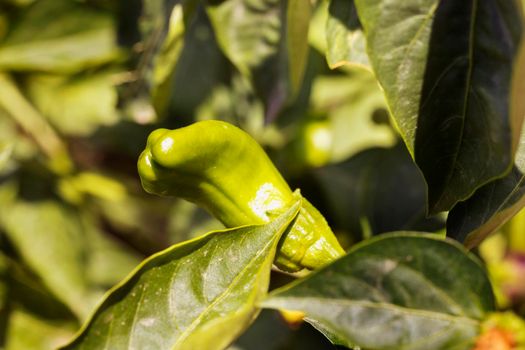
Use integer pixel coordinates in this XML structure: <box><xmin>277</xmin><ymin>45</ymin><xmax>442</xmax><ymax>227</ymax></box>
<box><xmin>354</xmin><ymin>0</ymin><xmax>524</xmax><ymax>213</ymax></box>
<box><xmin>263</xmin><ymin>233</ymin><xmax>494</xmax><ymax>350</ymax></box>
<box><xmin>61</xmin><ymin>201</ymin><xmax>300</xmax><ymax>350</ymax></box>
<box><xmin>448</xmin><ymin>22</ymin><xmax>525</xmax><ymax>248</ymax></box>
<box><xmin>448</xmin><ymin>40</ymin><xmax>525</xmax><ymax>247</ymax></box>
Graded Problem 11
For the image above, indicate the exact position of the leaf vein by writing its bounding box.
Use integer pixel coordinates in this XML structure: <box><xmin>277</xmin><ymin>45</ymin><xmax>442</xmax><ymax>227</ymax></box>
<box><xmin>436</xmin><ymin>0</ymin><xmax>478</xmax><ymax>206</ymax></box>
<box><xmin>292</xmin><ymin>297</ymin><xmax>479</xmax><ymax>325</ymax></box>
<box><xmin>171</xmin><ymin>233</ymin><xmax>277</xmax><ymax>348</ymax></box>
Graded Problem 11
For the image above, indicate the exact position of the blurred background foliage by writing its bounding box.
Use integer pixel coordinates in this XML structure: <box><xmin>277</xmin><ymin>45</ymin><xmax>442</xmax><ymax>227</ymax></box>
<box><xmin>0</xmin><ymin>0</ymin><xmax>522</xmax><ymax>349</ymax></box>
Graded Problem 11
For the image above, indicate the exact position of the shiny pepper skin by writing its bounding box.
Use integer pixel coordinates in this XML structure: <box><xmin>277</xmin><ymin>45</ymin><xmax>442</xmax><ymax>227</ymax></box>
<box><xmin>137</xmin><ymin>120</ymin><xmax>344</xmax><ymax>272</ymax></box>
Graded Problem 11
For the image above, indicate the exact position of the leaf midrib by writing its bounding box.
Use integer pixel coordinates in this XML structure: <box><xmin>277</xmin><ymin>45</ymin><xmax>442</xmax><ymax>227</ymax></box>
<box><xmin>434</xmin><ymin>0</ymin><xmax>478</xmax><ymax>209</ymax></box>
<box><xmin>170</xmin><ymin>227</ymin><xmax>279</xmax><ymax>349</ymax></box>
<box><xmin>271</xmin><ymin>297</ymin><xmax>480</xmax><ymax>325</ymax></box>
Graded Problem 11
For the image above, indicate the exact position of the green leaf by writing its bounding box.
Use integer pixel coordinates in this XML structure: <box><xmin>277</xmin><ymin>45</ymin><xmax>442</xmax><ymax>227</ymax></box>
<box><xmin>326</xmin><ymin>0</ymin><xmax>370</xmax><ymax>69</ymax></box>
<box><xmin>263</xmin><ymin>233</ymin><xmax>494</xmax><ymax>350</ymax></box>
<box><xmin>60</xmin><ymin>201</ymin><xmax>301</xmax><ymax>350</ymax></box>
<box><xmin>79</xmin><ymin>212</ymin><xmax>142</xmax><ymax>288</ymax></box>
<box><xmin>4</xmin><ymin>309</ymin><xmax>76</xmax><ymax>350</ymax></box>
<box><xmin>206</xmin><ymin>0</ymin><xmax>281</xmax><ymax>79</ymax></box>
<box><xmin>447</xmin><ymin>168</ymin><xmax>525</xmax><ymax>250</ymax></box>
<box><xmin>0</xmin><ymin>73</ymin><xmax>73</xmax><ymax>174</ymax></box>
<box><xmin>206</xmin><ymin>0</ymin><xmax>311</xmax><ymax>121</ymax></box>
<box><xmin>0</xmin><ymin>112</ymin><xmax>37</xmax><ymax>166</ymax></box>
<box><xmin>146</xmin><ymin>2</ymin><xmax>228</xmax><ymax>119</ymax></box>
<box><xmin>0</xmin><ymin>143</ymin><xmax>13</xmax><ymax>172</ymax></box>
<box><xmin>313</xmin><ymin>144</ymin><xmax>442</xmax><ymax>240</ymax></box>
<box><xmin>286</xmin><ymin>0</ymin><xmax>311</xmax><ymax>99</ymax></box>
<box><xmin>310</xmin><ymin>69</ymin><xmax>395</xmax><ymax>162</ymax></box>
<box><xmin>0</xmin><ymin>200</ymin><xmax>94</xmax><ymax>319</ymax></box>
<box><xmin>150</xmin><ymin>0</ymin><xmax>199</xmax><ymax>117</ymax></box>
<box><xmin>230</xmin><ymin>309</ymin><xmax>337</xmax><ymax>350</ymax></box>
<box><xmin>447</xmin><ymin>26</ymin><xmax>525</xmax><ymax>248</ymax></box>
<box><xmin>0</xmin><ymin>254</ymin><xmax>8</xmax><ymax>346</ymax></box>
<box><xmin>448</xmin><ymin>44</ymin><xmax>525</xmax><ymax>248</ymax></box>
<box><xmin>0</xmin><ymin>0</ymin><xmax>121</xmax><ymax>73</ymax></box>
<box><xmin>354</xmin><ymin>0</ymin><xmax>524</xmax><ymax>213</ymax></box>
<box><xmin>5</xmin><ymin>256</ymin><xmax>76</xmax><ymax>321</ymax></box>
<box><xmin>25</xmin><ymin>72</ymin><xmax>119</xmax><ymax>136</ymax></box>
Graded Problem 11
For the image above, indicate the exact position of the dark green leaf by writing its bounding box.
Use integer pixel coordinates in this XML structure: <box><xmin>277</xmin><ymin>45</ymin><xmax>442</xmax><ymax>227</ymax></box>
<box><xmin>354</xmin><ymin>0</ymin><xmax>524</xmax><ymax>213</ymax></box>
<box><xmin>447</xmin><ymin>167</ymin><xmax>525</xmax><ymax>249</ymax></box>
<box><xmin>448</xmin><ymin>37</ymin><xmax>525</xmax><ymax>248</ymax></box>
<box><xmin>447</xmin><ymin>65</ymin><xmax>525</xmax><ymax>249</ymax></box>
<box><xmin>0</xmin><ymin>0</ymin><xmax>121</xmax><ymax>73</ymax></box>
<box><xmin>312</xmin><ymin>143</ymin><xmax>442</xmax><ymax>240</ymax></box>
<box><xmin>263</xmin><ymin>233</ymin><xmax>495</xmax><ymax>350</ymax></box>
<box><xmin>60</xmin><ymin>201</ymin><xmax>300</xmax><ymax>350</ymax></box>
<box><xmin>326</xmin><ymin>0</ymin><xmax>369</xmax><ymax>68</ymax></box>
<box><xmin>230</xmin><ymin>309</ymin><xmax>337</xmax><ymax>350</ymax></box>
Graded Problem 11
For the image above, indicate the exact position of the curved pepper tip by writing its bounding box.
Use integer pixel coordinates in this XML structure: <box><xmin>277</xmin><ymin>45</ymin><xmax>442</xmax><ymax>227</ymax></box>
<box><xmin>137</xmin><ymin>150</ymin><xmax>160</xmax><ymax>195</ymax></box>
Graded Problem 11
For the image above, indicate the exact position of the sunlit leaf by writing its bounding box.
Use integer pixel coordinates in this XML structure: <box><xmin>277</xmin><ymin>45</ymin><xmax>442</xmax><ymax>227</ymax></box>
<box><xmin>94</xmin><ymin>194</ymin><xmax>178</xmax><ymax>256</ymax></box>
<box><xmin>60</xmin><ymin>201</ymin><xmax>300</xmax><ymax>350</ymax></box>
<box><xmin>310</xmin><ymin>69</ymin><xmax>395</xmax><ymax>162</ymax></box>
<box><xmin>26</xmin><ymin>73</ymin><xmax>120</xmax><ymax>136</ymax></box>
<box><xmin>354</xmin><ymin>0</ymin><xmax>524</xmax><ymax>213</ymax></box>
<box><xmin>0</xmin><ymin>73</ymin><xmax>73</xmax><ymax>174</ymax></box>
<box><xmin>286</xmin><ymin>0</ymin><xmax>311</xmax><ymax>99</ymax></box>
<box><xmin>0</xmin><ymin>0</ymin><xmax>121</xmax><ymax>73</ymax></box>
<box><xmin>207</xmin><ymin>0</ymin><xmax>311</xmax><ymax>121</ymax></box>
<box><xmin>263</xmin><ymin>233</ymin><xmax>494</xmax><ymax>350</ymax></box>
<box><xmin>0</xmin><ymin>254</ymin><xmax>8</xmax><ymax>345</ymax></box>
<box><xmin>0</xmin><ymin>110</ymin><xmax>38</xmax><ymax>165</ymax></box>
<box><xmin>1</xmin><ymin>200</ymin><xmax>95</xmax><ymax>319</ymax></box>
<box><xmin>326</xmin><ymin>0</ymin><xmax>369</xmax><ymax>69</ymax></box>
<box><xmin>79</xmin><ymin>212</ymin><xmax>142</xmax><ymax>288</ymax></box>
<box><xmin>4</xmin><ymin>255</ymin><xmax>76</xmax><ymax>321</ymax></box>
<box><xmin>4</xmin><ymin>309</ymin><xmax>75</xmax><ymax>350</ymax></box>
<box><xmin>150</xmin><ymin>0</ymin><xmax>199</xmax><ymax>117</ymax></box>
<box><xmin>0</xmin><ymin>143</ymin><xmax>13</xmax><ymax>173</ymax></box>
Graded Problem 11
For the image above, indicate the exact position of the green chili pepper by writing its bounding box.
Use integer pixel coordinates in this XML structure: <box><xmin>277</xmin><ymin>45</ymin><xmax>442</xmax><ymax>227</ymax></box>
<box><xmin>137</xmin><ymin>120</ymin><xmax>344</xmax><ymax>272</ymax></box>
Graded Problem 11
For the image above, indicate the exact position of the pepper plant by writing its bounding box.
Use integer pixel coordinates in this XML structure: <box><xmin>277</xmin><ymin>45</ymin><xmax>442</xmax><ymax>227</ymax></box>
<box><xmin>0</xmin><ymin>0</ymin><xmax>525</xmax><ymax>349</ymax></box>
